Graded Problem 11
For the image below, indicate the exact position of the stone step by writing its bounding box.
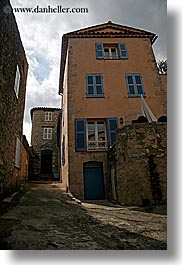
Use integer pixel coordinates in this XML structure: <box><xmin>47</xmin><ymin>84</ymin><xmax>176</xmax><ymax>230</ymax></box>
<box><xmin>40</xmin><ymin>174</ymin><xmax>53</xmax><ymax>180</ymax></box>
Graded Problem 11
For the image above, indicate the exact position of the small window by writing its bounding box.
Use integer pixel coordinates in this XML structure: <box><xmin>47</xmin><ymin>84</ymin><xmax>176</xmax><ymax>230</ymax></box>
<box><xmin>86</xmin><ymin>74</ymin><xmax>104</xmax><ymax>97</ymax></box>
<box><xmin>96</xmin><ymin>42</ymin><xmax>128</xmax><ymax>60</ymax></box>
<box><xmin>104</xmin><ymin>47</ymin><xmax>118</xmax><ymax>59</ymax></box>
<box><xmin>45</xmin><ymin>112</ymin><xmax>52</xmax><ymax>121</ymax></box>
<box><xmin>15</xmin><ymin>137</ymin><xmax>21</xmax><ymax>168</ymax></box>
<box><xmin>87</xmin><ymin>120</ymin><xmax>107</xmax><ymax>151</ymax></box>
<box><xmin>43</xmin><ymin>128</ymin><xmax>52</xmax><ymax>139</ymax></box>
<box><xmin>126</xmin><ymin>74</ymin><xmax>144</xmax><ymax>97</ymax></box>
<box><xmin>14</xmin><ymin>65</ymin><xmax>20</xmax><ymax>98</ymax></box>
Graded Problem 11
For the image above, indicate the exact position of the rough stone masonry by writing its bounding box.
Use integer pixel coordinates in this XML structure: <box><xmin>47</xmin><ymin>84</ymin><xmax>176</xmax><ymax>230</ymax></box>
<box><xmin>0</xmin><ymin>0</ymin><xmax>28</xmax><ymax>200</ymax></box>
<box><xmin>108</xmin><ymin>123</ymin><xmax>167</xmax><ymax>206</ymax></box>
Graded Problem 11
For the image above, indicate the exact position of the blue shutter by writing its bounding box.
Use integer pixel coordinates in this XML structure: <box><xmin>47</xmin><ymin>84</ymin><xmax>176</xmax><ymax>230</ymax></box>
<box><xmin>95</xmin><ymin>74</ymin><xmax>104</xmax><ymax>96</ymax></box>
<box><xmin>134</xmin><ymin>74</ymin><xmax>144</xmax><ymax>95</ymax></box>
<box><xmin>118</xmin><ymin>43</ymin><xmax>128</xmax><ymax>59</ymax></box>
<box><xmin>126</xmin><ymin>74</ymin><xmax>135</xmax><ymax>96</ymax></box>
<box><xmin>86</xmin><ymin>74</ymin><xmax>94</xmax><ymax>96</ymax></box>
<box><xmin>96</xmin><ymin>43</ymin><xmax>104</xmax><ymax>59</ymax></box>
<box><xmin>61</xmin><ymin>135</ymin><xmax>65</xmax><ymax>166</ymax></box>
<box><xmin>75</xmin><ymin>118</ymin><xmax>86</xmax><ymax>151</ymax></box>
<box><xmin>107</xmin><ymin>118</ymin><xmax>118</xmax><ymax>146</ymax></box>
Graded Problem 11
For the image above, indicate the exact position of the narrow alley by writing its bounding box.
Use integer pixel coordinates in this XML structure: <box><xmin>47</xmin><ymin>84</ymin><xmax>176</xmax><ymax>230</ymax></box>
<box><xmin>0</xmin><ymin>183</ymin><xmax>167</xmax><ymax>250</ymax></box>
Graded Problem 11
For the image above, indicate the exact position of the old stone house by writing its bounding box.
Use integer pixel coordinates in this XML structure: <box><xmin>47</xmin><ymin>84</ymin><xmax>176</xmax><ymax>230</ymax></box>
<box><xmin>30</xmin><ymin>107</ymin><xmax>61</xmax><ymax>180</ymax></box>
<box><xmin>59</xmin><ymin>21</ymin><xmax>167</xmax><ymax>201</ymax></box>
<box><xmin>108</xmin><ymin>123</ymin><xmax>167</xmax><ymax>206</ymax></box>
<box><xmin>0</xmin><ymin>0</ymin><xmax>28</xmax><ymax>200</ymax></box>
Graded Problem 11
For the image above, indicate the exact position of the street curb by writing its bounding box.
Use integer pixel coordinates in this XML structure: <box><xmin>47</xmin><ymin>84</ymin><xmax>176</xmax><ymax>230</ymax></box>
<box><xmin>66</xmin><ymin>192</ymin><xmax>82</xmax><ymax>205</ymax></box>
<box><xmin>2</xmin><ymin>185</ymin><xmax>23</xmax><ymax>204</ymax></box>
<box><xmin>2</xmin><ymin>189</ymin><xmax>20</xmax><ymax>203</ymax></box>
<box><xmin>0</xmin><ymin>185</ymin><xmax>26</xmax><ymax>216</ymax></box>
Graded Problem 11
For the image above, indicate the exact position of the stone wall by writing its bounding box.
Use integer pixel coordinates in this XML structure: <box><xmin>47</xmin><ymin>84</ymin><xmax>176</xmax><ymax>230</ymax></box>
<box><xmin>0</xmin><ymin>0</ymin><xmax>28</xmax><ymax>200</ymax></box>
<box><xmin>30</xmin><ymin>108</ymin><xmax>61</xmax><ymax>180</ymax></box>
<box><xmin>159</xmin><ymin>74</ymin><xmax>167</xmax><ymax>116</ymax></box>
<box><xmin>19</xmin><ymin>136</ymin><xmax>32</xmax><ymax>183</ymax></box>
<box><xmin>108</xmin><ymin>123</ymin><xmax>167</xmax><ymax>206</ymax></box>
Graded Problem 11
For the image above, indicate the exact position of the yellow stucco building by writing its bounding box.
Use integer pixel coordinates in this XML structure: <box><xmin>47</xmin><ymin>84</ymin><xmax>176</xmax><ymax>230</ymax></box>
<box><xmin>59</xmin><ymin>21</ymin><xmax>166</xmax><ymax>200</ymax></box>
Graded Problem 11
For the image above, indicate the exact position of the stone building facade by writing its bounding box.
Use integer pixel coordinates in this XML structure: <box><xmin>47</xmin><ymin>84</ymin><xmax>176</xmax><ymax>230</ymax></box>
<box><xmin>108</xmin><ymin>123</ymin><xmax>167</xmax><ymax>206</ymax></box>
<box><xmin>0</xmin><ymin>0</ymin><xmax>28</xmax><ymax>200</ymax></box>
<box><xmin>19</xmin><ymin>135</ymin><xmax>32</xmax><ymax>183</ymax></box>
<box><xmin>59</xmin><ymin>21</ymin><xmax>167</xmax><ymax>200</ymax></box>
<box><xmin>159</xmin><ymin>74</ymin><xmax>167</xmax><ymax>115</ymax></box>
<box><xmin>30</xmin><ymin>108</ymin><xmax>61</xmax><ymax>180</ymax></box>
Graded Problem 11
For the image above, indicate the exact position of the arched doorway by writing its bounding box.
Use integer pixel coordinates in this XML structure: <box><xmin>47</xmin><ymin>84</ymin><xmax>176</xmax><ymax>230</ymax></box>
<box><xmin>83</xmin><ymin>161</ymin><xmax>105</xmax><ymax>200</ymax></box>
<box><xmin>132</xmin><ymin>116</ymin><xmax>148</xmax><ymax>123</ymax></box>
<box><xmin>41</xmin><ymin>149</ymin><xmax>52</xmax><ymax>174</ymax></box>
<box><xmin>158</xmin><ymin>116</ymin><xmax>167</xmax><ymax>122</ymax></box>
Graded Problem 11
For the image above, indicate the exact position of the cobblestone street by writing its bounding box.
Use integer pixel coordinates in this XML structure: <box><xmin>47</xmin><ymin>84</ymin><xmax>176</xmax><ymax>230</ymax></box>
<box><xmin>0</xmin><ymin>183</ymin><xmax>167</xmax><ymax>250</ymax></box>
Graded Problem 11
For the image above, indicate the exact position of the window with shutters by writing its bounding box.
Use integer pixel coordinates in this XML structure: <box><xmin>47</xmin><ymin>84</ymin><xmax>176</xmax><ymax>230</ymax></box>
<box><xmin>104</xmin><ymin>47</ymin><xmax>118</xmax><ymax>60</ymax></box>
<box><xmin>87</xmin><ymin>120</ymin><xmax>108</xmax><ymax>151</ymax></box>
<box><xmin>86</xmin><ymin>74</ymin><xmax>104</xmax><ymax>97</ymax></box>
<box><xmin>126</xmin><ymin>74</ymin><xmax>144</xmax><ymax>97</ymax></box>
<box><xmin>61</xmin><ymin>135</ymin><xmax>65</xmax><ymax>166</ymax></box>
<box><xmin>96</xmin><ymin>42</ymin><xmax>128</xmax><ymax>60</ymax></box>
<box><xmin>43</xmin><ymin>127</ymin><xmax>52</xmax><ymax>139</ymax></box>
<box><xmin>45</xmin><ymin>112</ymin><xmax>52</xmax><ymax>121</ymax></box>
<box><xmin>14</xmin><ymin>65</ymin><xmax>21</xmax><ymax>98</ymax></box>
<box><xmin>75</xmin><ymin>118</ymin><xmax>118</xmax><ymax>152</ymax></box>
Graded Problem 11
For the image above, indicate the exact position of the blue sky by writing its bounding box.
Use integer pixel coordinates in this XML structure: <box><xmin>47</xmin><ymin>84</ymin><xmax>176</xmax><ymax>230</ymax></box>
<box><xmin>10</xmin><ymin>0</ymin><xmax>167</xmax><ymax>144</ymax></box>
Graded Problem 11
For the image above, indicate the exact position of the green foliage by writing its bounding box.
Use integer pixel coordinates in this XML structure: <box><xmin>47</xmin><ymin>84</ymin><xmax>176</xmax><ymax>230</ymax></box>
<box><xmin>157</xmin><ymin>60</ymin><xmax>167</xmax><ymax>74</ymax></box>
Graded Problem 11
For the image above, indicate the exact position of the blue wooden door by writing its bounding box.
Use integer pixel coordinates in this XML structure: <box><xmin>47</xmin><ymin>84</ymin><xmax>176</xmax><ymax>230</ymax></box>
<box><xmin>84</xmin><ymin>163</ymin><xmax>105</xmax><ymax>200</ymax></box>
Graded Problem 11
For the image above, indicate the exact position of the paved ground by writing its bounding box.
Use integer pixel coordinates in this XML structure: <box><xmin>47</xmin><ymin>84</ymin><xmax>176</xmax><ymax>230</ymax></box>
<box><xmin>0</xmin><ymin>182</ymin><xmax>167</xmax><ymax>250</ymax></box>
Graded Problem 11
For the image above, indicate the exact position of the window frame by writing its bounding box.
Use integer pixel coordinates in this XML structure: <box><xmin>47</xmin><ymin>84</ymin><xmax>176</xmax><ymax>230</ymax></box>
<box><xmin>86</xmin><ymin>120</ymin><xmax>108</xmax><ymax>151</ymax></box>
<box><xmin>96</xmin><ymin>42</ymin><xmax>128</xmax><ymax>60</ymax></box>
<box><xmin>45</xmin><ymin>112</ymin><xmax>52</xmax><ymax>121</ymax></box>
<box><xmin>14</xmin><ymin>65</ymin><xmax>21</xmax><ymax>98</ymax></box>
<box><xmin>43</xmin><ymin>127</ymin><xmax>52</xmax><ymax>140</ymax></box>
<box><xmin>15</xmin><ymin>137</ymin><xmax>21</xmax><ymax>168</ymax></box>
<box><xmin>104</xmin><ymin>47</ymin><xmax>118</xmax><ymax>60</ymax></box>
<box><xmin>126</xmin><ymin>73</ymin><xmax>144</xmax><ymax>97</ymax></box>
<box><xmin>75</xmin><ymin>118</ymin><xmax>118</xmax><ymax>152</ymax></box>
<box><xmin>86</xmin><ymin>73</ymin><xmax>104</xmax><ymax>98</ymax></box>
